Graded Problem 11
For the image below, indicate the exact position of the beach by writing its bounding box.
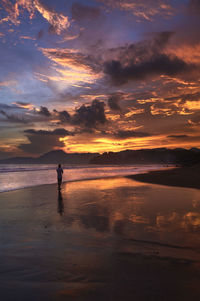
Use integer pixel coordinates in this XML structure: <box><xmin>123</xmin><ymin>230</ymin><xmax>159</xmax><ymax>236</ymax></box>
<box><xmin>128</xmin><ymin>164</ymin><xmax>200</xmax><ymax>190</ymax></box>
<box><xmin>1</xmin><ymin>176</ymin><xmax>200</xmax><ymax>300</ymax></box>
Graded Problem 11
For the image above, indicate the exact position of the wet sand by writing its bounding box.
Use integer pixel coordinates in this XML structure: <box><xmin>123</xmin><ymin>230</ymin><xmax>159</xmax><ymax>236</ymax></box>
<box><xmin>128</xmin><ymin>165</ymin><xmax>200</xmax><ymax>190</ymax></box>
<box><xmin>1</xmin><ymin>177</ymin><xmax>200</xmax><ymax>300</ymax></box>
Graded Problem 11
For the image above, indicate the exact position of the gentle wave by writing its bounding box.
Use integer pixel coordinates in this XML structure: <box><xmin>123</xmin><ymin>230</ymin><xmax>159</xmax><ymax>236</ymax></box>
<box><xmin>0</xmin><ymin>164</ymin><xmax>169</xmax><ymax>193</ymax></box>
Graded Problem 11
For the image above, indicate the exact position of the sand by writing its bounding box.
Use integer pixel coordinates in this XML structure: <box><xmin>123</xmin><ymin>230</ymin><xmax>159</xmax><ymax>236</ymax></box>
<box><xmin>1</xmin><ymin>177</ymin><xmax>200</xmax><ymax>300</ymax></box>
<box><xmin>128</xmin><ymin>165</ymin><xmax>200</xmax><ymax>190</ymax></box>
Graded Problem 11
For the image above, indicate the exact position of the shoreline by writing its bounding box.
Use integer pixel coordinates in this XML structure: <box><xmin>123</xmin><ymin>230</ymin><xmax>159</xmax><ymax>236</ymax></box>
<box><xmin>0</xmin><ymin>175</ymin><xmax>128</xmax><ymax>194</ymax></box>
<box><xmin>127</xmin><ymin>165</ymin><xmax>200</xmax><ymax>190</ymax></box>
<box><xmin>1</xmin><ymin>164</ymin><xmax>198</xmax><ymax>194</ymax></box>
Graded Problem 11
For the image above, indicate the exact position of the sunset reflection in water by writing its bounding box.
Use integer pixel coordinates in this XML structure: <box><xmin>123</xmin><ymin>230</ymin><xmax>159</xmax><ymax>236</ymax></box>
<box><xmin>60</xmin><ymin>177</ymin><xmax>200</xmax><ymax>254</ymax></box>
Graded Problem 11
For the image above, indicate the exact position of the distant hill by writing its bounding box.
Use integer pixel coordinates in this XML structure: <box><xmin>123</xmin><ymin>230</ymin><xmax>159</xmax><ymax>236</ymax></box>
<box><xmin>1</xmin><ymin>148</ymin><xmax>200</xmax><ymax>165</ymax></box>
<box><xmin>0</xmin><ymin>150</ymin><xmax>99</xmax><ymax>164</ymax></box>
<box><xmin>89</xmin><ymin>148</ymin><xmax>200</xmax><ymax>166</ymax></box>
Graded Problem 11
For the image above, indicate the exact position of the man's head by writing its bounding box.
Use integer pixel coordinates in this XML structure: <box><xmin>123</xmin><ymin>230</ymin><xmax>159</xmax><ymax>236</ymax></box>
<box><xmin>58</xmin><ymin>164</ymin><xmax>61</xmax><ymax>168</ymax></box>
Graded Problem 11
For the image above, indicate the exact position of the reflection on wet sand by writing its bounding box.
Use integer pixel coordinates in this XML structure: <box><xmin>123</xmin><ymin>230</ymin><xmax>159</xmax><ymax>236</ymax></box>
<box><xmin>1</xmin><ymin>177</ymin><xmax>200</xmax><ymax>300</ymax></box>
<box><xmin>57</xmin><ymin>189</ymin><xmax>64</xmax><ymax>216</ymax></box>
<box><xmin>60</xmin><ymin>178</ymin><xmax>200</xmax><ymax>251</ymax></box>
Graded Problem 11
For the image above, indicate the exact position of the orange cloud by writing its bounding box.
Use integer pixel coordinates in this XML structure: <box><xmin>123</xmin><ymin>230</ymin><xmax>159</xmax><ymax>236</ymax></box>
<box><xmin>99</xmin><ymin>0</ymin><xmax>174</xmax><ymax>21</ymax></box>
<box><xmin>37</xmin><ymin>48</ymin><xmax>102</xmax><ymax>87</ymax></box>
<box><xmin>12</xmin><ymin>102</ymin><xmax>35</xmax><ymax>110</ymax></box>
<box><xmin>19</xmin><ymin>35</ymin><xmax>36</xmax><ymax>40</ymax></box>
<box><xmin>168</xmin><ymin>44</ymin><xmax>200</xmax><ymax>64</ymax></box>
<box><xmin>34</xmin><ymin>0</ymin><xmax>70</xmax><ymax>34</ymax></box>
<box><xmin>1</xmin><ymin>0</ymin><xmax>70</xmax><ymax>34</ymax></box>
<box><xmin>0</xmin><ymin>80</ymin><xmax>17</xmax><ymax>88</ymax></box>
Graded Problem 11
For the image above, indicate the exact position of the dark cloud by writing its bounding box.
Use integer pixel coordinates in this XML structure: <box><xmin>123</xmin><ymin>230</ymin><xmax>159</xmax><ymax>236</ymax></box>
<box><xmin>188</xmin><ymin>113</ymin><xmax>200</xmax><ymax>126</ymax></box>
<box><xmin>58</xmin><ymin>110</ymin><xmax>71</xmax><ymax>123</ymax></box>
<box><xmin>18</xmin><ymin>128</ymin><xmax>73</xmax><ymax>154</ymax></box>
<box><xmin>14</xmin><ymin>101</ymin><xmax>30</xmax><ymax>106</ymax></box>
<box><xmin>24</xmin><ymin>128</ymin><xmax>73</xmax><ymax>136</ymax></box>
<box><xmin>0</xmin><ymin>103</ymin><xmax>13</xmax><ymax>110</ymax></box>
<box><xmin>168</xmin><ymin>135</ymin><xmax>189</xmax><ymax>139</ymax></box>
<box><xmin>72</xmin><ymin>99</ymin><xmax>107</xmax><ymax>128</ymax></box>
<box><xmin>189</xmin><ymin>0</ymin><xmax>200</xmax><ymax>14</ymax></box>
<box><xmin>108</xmin><ymin>94</ymin><xmax>121</xmax><ymax>111</ymax></box>
<box><xmin>19</xmin><ymin>135</ymin><xmax>64</xmax><ymax>155</ymax></box>
<box><xmin>109</xmin><ymin>31</ymin><xmax>173</xmax><ymax>62</ymax></box>
<box><xmin>152</xmin><ymin>31</ymin><xmax>174</xmax><ymax>49</ymax></box>
<box><xmin>72</xmin><ymin>3</ymin><xmax>101</xmax><ymax>21</ymax></box>
<box><xmin>104</xmin><ymin>54</ymin><xmax>195</xmax><ymax>85</ymax></box>
<box><xmin>115</xmin><ymin>130</ymin><xmax>152</xmax><ymax>139</ymax></box>
<box><xmin>0</xmin><ymin>110</ymin><xmax>27</xmax><ymax>123</ymax></box>
<box><xmin>38</xmin><ymin>106</ymin><xmax>51</xmax><ymax>117</ymax></box>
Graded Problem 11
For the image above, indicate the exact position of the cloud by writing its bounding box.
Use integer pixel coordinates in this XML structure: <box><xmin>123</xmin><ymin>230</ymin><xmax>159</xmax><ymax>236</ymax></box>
<box><xmin>166</xmin><ymin>92</ymin><xmax>200</xmax><ymax>104</ymax></box>
<box><xmin>98</xmin><ymin>0</ymin><xmax>174</xmax><ymax>21</ymax></box>
<box><xmin>0</xmin><ymin>0</ymin><xmax>20</xmax><ymax>25</ymax></box>
<box><xmin>188</xmin><ymin>113</ymin><xmax>200</xmax><ymax>126</ymax></box>
<box><xmin>38</xmin><ymin>47</ymin><xmax>102</xmax><ymax>86</ymax></box>
<box><xmin>72</xmin><ymin>99</ymin><xmax>107</xmax><ymax>128</ymax></box>
<box><xmin>0</xmin><ymin>103</ymin><xmax>14</xmax><ymax>110</ymax></box>
<box><xmin>19</xmin><ymin>35</ymin><xmax>36</xmax><ymax>40</ymax></box>
<box><xmin>37</xmin><ymin>106</ymin><xmax>51</xmax><ymax>117</ymax></box>
<box><xmin>72</xmin><ymin>3</ymin><xmax>101</xmax><ymax>21</ymax></box>
<box><xmin>104</xmin><ymin>54</ymin><xmax>195</xmax><ymax>85</ymax></box>
<box><xmin>19</xmin><ymin>128</ymin><xmax>73</xmax><ymax>154</ymax></box>
<box><xmin>100</xmin><ymin>31</ymin><xmax>199</xmax><ymax>85</ymax></box>
<box><xmin>58</xmin><ymin>110</ymin><xmax>71</xmax><ymax>124</ymax></box>
<box><xmin>167</xmin><ymin>135</ymin><xmax>189</xmax><ymax>139</ymax></box>
<box><xmin>188</xmin><ymin>0</ymin><xmax>200</xmax><ymax>14</ymax></box>
<box><xmin>24</xmin><ymin>128</ymin><xmax>73</xmax><ymax>136</ymax></box>
<box><xmin>115</xmin><ymin>130</ymin><xmax>152</xmax><ymax>139</ymax></box>
<box><xmin>0</xmin><ymin>110</ymin><xmax>28</xmax><ymax>123</ymax></box>
<box><xmin>108</xmin><ymin>94</ymin><xmax>121</xmax><ymax>111</ymax></box>
<box><xmin>34</xmin><ymin>0</ymin><xmax>70</xmax><ymax>34</ymax></box>
<box><xmin>40</xmin><ymin>47</ymin><xmax>101</xmax><ymax>73</ymax></box>
<box><xmin>0</xmin><ymin>79</ymin><xmax>18</xmax><ymax>88</ymax></box>
<box><xmin>13</xmin><ymin>102</ymin><xmax>34</xmax><ymax>110</ymax></box>
<box><xmin>1</xmin><ymin>0</ymin><xmax>70</xmax><ymax>34</ymax></box>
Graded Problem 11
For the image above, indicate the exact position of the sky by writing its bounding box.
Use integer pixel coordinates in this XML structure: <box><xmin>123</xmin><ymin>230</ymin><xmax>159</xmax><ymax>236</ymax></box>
<box><xmin>0</xmin><ymin>0</ymin><xmax>200</xmax><ymax>158</ymax></box>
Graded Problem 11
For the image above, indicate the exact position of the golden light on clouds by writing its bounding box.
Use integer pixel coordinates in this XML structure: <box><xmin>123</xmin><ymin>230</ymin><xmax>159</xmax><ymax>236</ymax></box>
<box><xmin>38</xmin><ymin>47</ymin><xmax>102</xmax><ymax>87</ymax></box>
<box><xmin>184</xmin><ymin>101</ymin><xmax>200</xmax><ymax>111</ymax></box>
<box><xmin>34</xmin><ymin>0</ymin><xmax>70</xmax><ymax>34</ymax></box>
<box><xmin>59</xmin><ymin>134</ymin><xmax>170</xmax><ymax>153</ymax></box>
<box><xmin>1</xmin><ymin>0</ymin><xmax>70</xmax><ymax>34</ymax></box>
<box><xmin>12</xmin><ymin>102</ymin><xmax>34</xmax><ymax>110</ymax></box>
<box><xmin>36</xmin><ymin>68</ymin><xmax>101</xmax><ymax>89</ymax></box>
<box><xmin>100</xmin><ymin>0</ymin><xmax>174</xmax><ymax>20</ymax></box>
<box><xmin>169</xmin><ymin>44</ymin><xmax>200</xmax><ymax>64</ymax></box>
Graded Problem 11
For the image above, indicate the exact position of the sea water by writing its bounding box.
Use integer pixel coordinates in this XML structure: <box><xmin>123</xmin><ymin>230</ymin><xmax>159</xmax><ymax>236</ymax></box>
<box><xmin>0</xmin><ymin>164</ymin><xmax>169</xmax><ymax>193</ymax></box>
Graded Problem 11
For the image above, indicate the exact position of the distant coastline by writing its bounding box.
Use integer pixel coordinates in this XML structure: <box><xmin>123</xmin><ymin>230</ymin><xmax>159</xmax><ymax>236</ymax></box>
<box><xmin>1</xmin><ymin>148</ymin><xmax>200</xmax><ymax>166</ymax></box>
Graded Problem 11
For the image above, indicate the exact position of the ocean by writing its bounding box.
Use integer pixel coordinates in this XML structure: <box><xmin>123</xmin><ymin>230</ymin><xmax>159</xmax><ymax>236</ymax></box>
<box><xmin>0</xmin><ymin>164</ymin><xmax>168</xmax><ymax>193</ymax></box>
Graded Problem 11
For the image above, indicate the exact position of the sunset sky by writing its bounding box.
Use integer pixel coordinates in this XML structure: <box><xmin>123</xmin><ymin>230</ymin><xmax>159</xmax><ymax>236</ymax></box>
<box><xmin>0</xmin><ymin>0</ymin><xmax>200</xmax><ymax>158</ymax></box>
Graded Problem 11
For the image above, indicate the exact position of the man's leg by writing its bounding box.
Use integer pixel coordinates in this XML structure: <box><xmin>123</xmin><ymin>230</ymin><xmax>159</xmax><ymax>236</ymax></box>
<box><xmin>58</xmin><ymin>178</ymin><xmax>62</xmax><ymax>190</ymax></box>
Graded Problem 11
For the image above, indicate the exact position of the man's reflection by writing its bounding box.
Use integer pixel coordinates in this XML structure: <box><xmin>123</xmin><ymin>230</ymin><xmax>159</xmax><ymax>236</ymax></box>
<box><xmin>57</xmin><ymin>189</ymin><xmax>64</xmax><ymax>215</ymax></box>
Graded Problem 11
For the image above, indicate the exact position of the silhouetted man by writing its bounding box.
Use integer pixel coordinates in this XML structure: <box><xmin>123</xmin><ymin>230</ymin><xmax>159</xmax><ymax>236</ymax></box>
<box><xmin>56</xmin><ymin>164</ymin><xmax>63</xmax><ymax>190</ymax></box>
